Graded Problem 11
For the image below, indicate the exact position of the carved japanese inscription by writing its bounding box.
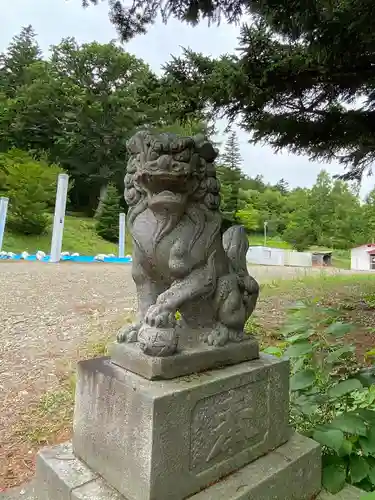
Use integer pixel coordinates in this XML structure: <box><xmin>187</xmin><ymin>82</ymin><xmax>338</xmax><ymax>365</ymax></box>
<box><xmin>190</xmin><ymin>380</ymin><xmax>269</xmax><ymax>472</ymax></box>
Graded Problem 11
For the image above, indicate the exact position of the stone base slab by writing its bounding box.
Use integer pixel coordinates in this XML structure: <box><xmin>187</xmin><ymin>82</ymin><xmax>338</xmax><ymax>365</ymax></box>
<box><xmin>0</xmin><ymin>484</ymin><xmax>37</xmax><ymax>500</ymax></box>
<box><xmin>109</xmin><ymin>336</ymin><xmax>259</xmax><ymax>380</ymax></box>
<box><xmin>27</xmin><ymin>433</ymin><xmax>322</xmax><ymax>500</ymax></box>
<box><xmin>317</xmin><ymin>486</ymin><xmax>364</xmax><ymax>499</ymax></box>
<box><xmin>72</xmin><ymin>354</ymin><xmax>290</xmax><ymax>500</ymax></box>
<box><xmin>0</xmin><ymin>484</ymin><xmax>365</xmax><ymax>500</ymax></box>
<box><xmin>190</xmin><ymin>432</ymin><xmax>322</xmax><ymax>500</ymax></box>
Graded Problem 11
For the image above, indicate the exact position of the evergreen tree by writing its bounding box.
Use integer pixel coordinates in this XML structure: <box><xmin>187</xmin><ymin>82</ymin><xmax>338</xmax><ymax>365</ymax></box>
<box><xmin>97</xmin><ymin>0</ymin><xmax>375</xmax><ymax>182</ymax></box>
<box><xmin>281</xmin><ymin>172</ymin><xmax>367</xmax><ymax>250</ymax></box>
<box><xmin>0</xmin><ymin>26</ymin><xmax>42</xmax><ymax>97</ymax></box>
<box><xmin>363</xmin><ymin>188</ymin><xmax>375</xmax><ymax>243</ymax></box>
<box><xmin>308</xmin><ymin>171</ymin><xmax>334</xmax><ymax>247</ymax></box>
<box><xmin>274</xmin><ymin>179</ymin><xmax>289</xmax><ymax>196</ymax></box>
<box><xmin>221</xmin><ymin>131</ymin><xmax>242</xmax><ymax>171</ymax></box>
<box><xmin>240</xmin><ymin>174</ymin><xmax>266</xmax><ymax>193</ymax></box>
<box><xmin>216</xmin><ymin>165</ymin><xmax>239</xmax><ymax>227</ymax></box>
<box><xmin>217</xmin><ymin>131</ymin><xmax>243</xmax><ymax>225</ymax></box>
<box><xmin>95</xmin><ymin>183</ymin><xmax>121</xmax><ymax>243</ymax></box>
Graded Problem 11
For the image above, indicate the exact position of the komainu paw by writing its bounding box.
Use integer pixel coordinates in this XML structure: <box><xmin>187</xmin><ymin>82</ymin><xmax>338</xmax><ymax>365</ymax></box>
<box><xmin>117</xmin><ymin>323</ymin><xmax>141</xmax><ymax>343</ymax></box>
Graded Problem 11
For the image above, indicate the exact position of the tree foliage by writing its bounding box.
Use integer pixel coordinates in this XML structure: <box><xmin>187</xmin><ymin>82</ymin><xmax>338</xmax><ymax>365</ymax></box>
<box><xmin>0</xmin><ymin>149</ymin><xmax>64</xmax><ymax>235</ymax></box>
<box><xmin>95</xmin><ymin>183</ymin><xmax>121</xmax><ymax>242</ymax></box>
<box><xmin>220</xmin><ymin>130</ymin><xmax>242</xmax><ymax>170</ymax></box>
<box><xmin>2</xmin><ymin>22</ymin><xmax>375</xmax><ymax>251</ymax></box>
<box><xmin>49</xmin><ymin>38</ymin><xmax>161</xmax><ymax>211</ymax></box>
<box><xmin>364</xmin><ymin>189</ymin><xmax>375</xmax><ymax>244</ymax></box>
<box><xmin>216</xmin><ymin>130</ymin><xmax>243</xmax><ymax>226</ymax></box>
<box><xmin>264</xmin><ymin>301</ymin><xmax>375</xmax><ymax>494</ymax></box>
<box><xmin>91</xmin><ymin>0</ymin><xmax>375</xmax><ymax>181</ymax></box>
<box><xmin>214</xmin><ymin>166</ymin><xmax>371</xmax><ymax>251</ymax></box>
<box><xmin>0</xmin><ymin>25</ymin><xmax>42</xmax><ymax>97</ymax></box>
<box><xmin>0</xmin><ymin>27</ymin><xmax>211</xmax><ymax>215</ymax></box>
<box><xmin>81</xmin><ymin>0</ymin><xmax>248</xmax><ymax>41</ymax></box>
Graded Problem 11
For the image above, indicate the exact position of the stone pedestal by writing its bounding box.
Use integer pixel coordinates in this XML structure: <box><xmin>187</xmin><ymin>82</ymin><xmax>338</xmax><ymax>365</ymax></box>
<box><xmin>31</xmin><ymin>351</ymin><xmax>323</xmax><ymax>500</ymax></box>
<box><xmin>110</xmin><ymin>336</ymin><xmax>259</xmax><ymax>380</ymax></box>
<box><xmin>72</xmin><ymin>355</ymin><xmax>290</xmax><ymax>500</ymax></box>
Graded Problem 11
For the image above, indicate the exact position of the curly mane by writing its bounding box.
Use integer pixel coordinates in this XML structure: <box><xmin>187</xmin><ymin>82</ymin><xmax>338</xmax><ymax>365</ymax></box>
<box><xmin>124</xmin><ymin>131</ymin><xmax>221</xmax><ymax>227</ymax></box>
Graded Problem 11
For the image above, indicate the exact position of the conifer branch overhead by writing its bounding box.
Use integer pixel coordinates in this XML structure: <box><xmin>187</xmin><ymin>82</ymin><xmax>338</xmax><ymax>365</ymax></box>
<box><xmin>82</xmin><ymin>0</ymin><xmax>375</xmax><ymax>180</ymax></box>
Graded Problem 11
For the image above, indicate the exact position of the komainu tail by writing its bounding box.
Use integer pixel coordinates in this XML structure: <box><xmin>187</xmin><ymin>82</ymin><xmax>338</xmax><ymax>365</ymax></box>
<box><xmin>222</xmin><ymin>225</ymin><xmax>260</xmax><ymax>317</ymax></box>
<box><xmin>222</xmin><ymin>225</ymin><xmax>248</xmax><ymax>275</ymax></box>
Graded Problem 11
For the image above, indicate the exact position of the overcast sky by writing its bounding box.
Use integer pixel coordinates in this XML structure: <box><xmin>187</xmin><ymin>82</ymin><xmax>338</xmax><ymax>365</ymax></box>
<box><xmin>2</xmin><ymin>0</ymin><xmax>373</xmax><ymax>196</ymax></box>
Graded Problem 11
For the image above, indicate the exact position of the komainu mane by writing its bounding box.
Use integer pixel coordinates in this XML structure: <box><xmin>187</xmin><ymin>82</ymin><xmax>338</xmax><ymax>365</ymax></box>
<box><xmin>117</xmin><ymin>130</ymin><xmax>259</xmax><ymax>356</ymax></box>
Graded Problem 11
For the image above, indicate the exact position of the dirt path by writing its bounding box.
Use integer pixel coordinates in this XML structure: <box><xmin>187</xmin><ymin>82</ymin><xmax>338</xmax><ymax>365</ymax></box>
<box><xmin>0</xmin><ymin>261</ymin><xmax>354</xmax><ymax>488</ymax></box>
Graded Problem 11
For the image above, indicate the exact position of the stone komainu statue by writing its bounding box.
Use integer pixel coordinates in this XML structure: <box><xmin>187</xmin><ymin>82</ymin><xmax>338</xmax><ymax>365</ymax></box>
<box><xmin>117</xmin><ymin>131</ymin><xmax>259</xmax><ymax>356</ymax></box>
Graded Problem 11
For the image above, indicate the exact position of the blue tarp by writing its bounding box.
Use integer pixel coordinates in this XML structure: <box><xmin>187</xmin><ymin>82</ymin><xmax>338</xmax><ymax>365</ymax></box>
<box><xmin>0</xmin><ymin>254</ymin><xmax>132</xmax><ymax>263</ymax></box>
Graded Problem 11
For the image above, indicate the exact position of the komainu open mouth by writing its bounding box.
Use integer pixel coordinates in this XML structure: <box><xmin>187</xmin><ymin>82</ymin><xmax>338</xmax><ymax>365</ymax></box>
<box><xmin>140</xmin><ymin>172</ymin><xmax>191</xmax><ymax>195</ymax></box>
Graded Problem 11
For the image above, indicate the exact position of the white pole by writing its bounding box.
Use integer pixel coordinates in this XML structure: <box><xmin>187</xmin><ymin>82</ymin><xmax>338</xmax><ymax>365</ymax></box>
<box><xmin>50</xmin><ymin>174</ymin><xmax>69</xmax><ymax>263</ymax></box>
<box><xmin>0</xmin><ymin>197</ymin><xmax>9</xmax><ymax>252</ymax></box>
<box><xmin>119</xmin><ymin>212</ymin><xmax>126</xmax><ymax>258</ymax></box>
<box><xmin>264</xmin><ymin>221</ymin><xmax>268</xmax><ymax>247</ymax></box>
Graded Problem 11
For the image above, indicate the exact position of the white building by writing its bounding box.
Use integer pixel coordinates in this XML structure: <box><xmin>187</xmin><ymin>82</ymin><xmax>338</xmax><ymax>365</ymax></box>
<box><xmin>351</xmin><ymin>244</ymin><xmax>375</xmax><ymax>271</ymax></box>
<box><xmin>246</xmin><ymin>246</ymin><xmax>312</xmax><ymax>267</ymax></box>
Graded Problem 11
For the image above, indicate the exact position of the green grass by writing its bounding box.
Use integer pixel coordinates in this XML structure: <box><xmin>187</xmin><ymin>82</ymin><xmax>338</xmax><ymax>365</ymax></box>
<box><xmin>249</xmin><ymin>234</ymin><xmax>293</xmax><ymax>249</ymax></box>
<box><xmin>2</xmin><ymin>215</ymin><xmax>132</xmax><ymax>255</ymax></box>
<box><xmin>248</xmin><ymin>273</ymin><xmax>375</xmax><ymax>350</ymax></box>
<box><xmin>262</xmin><ymin>272</ymin><xmax>375</xmax><ymax>297</ymax></box>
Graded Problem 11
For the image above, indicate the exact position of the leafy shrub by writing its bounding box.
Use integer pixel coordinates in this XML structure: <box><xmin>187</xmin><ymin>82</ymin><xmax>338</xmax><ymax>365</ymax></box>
<box><xmin>235</xmin><ymin>208</ymin><xmax>259</xmax><ymax>232</ymax></box>
<box><xmin>264</xmin><ymin>301</ymin><xmax>375</xmax><ymax>494</ymax></box>
<box><xmin>0</xmin><ymin>149</ymin><xmax>64</xmax><ymax>235</ymax></box>
<box><xmin>95</xmin><ymin>183</ymin><xmax>121</xmax><ymax>242</ymax></box>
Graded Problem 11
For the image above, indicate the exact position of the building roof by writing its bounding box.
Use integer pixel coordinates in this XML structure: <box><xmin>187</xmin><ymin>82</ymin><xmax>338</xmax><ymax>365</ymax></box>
<box><xmin>352</xmin><ymin>244</ymin><xmax>375</xmax><ymax>250</ymax></box>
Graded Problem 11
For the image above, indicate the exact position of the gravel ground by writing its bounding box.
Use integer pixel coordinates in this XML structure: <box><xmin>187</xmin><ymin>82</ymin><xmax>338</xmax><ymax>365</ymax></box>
<box><xmin>0</xmin><ymin>260</ymin><xmax>353</xmax><ymax>433</ymax></box>
<box><xmin>0</xmin><ymin>261</ymin><xmax>138</xmax><ymax>488</ymax></box>
<box><xmin>0</xmin><ymin>261</ymin><xmax>354</xmax><ymax>488</ymax></box>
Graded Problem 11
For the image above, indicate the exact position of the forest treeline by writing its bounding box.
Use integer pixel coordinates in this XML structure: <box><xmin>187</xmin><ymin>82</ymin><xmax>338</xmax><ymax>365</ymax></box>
<box><xmin>1</xmin><ymin>27</ymin><xmax>374</xmax><ymax>250</ymax></box>
<box><xmin>219</xmin><ymin>133</ymin><xmax>375</xmax><ymax>251</ymax></box>
<box><xmin>0</xmin><ymin>26</ymin><xmax>208</xmax><ymax>235</ymax></box>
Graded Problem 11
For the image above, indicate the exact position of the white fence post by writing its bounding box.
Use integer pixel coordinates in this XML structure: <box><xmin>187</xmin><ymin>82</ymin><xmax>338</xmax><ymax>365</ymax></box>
<box><xmin>119</xmin><ymin>212</ymin><xmax>126</xmax><ymax>258</ymax></box>
<box><xmin>0</xmin><ymin>197</ymin><xmax>9</xmax><ymax>252</ymax></box>
<box><xmin>50</xmin><ymin>174</ymin><xmax>69</xmax><ymax>263</ymax></box>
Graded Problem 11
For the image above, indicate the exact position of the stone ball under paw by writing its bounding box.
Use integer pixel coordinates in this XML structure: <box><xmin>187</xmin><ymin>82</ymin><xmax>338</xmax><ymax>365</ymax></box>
<box><xmin>138</xmin><ymin>325</ymin><xmax>178</xmax><ymax>357</ymax></box>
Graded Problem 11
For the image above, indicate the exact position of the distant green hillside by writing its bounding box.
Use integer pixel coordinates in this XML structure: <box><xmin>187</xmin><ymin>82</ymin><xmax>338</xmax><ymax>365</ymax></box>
<box><xmin>2</xmin><ymin>215</ymin><xmax>132</xmax><ymax>255</ymax></box>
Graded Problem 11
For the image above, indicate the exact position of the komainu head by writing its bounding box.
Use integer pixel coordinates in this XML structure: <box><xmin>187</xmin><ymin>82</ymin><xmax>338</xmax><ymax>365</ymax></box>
<box><xmin>124</xmin><ymin>131</ymin><xmax>221</xmax><ymax>214</ymax></box>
